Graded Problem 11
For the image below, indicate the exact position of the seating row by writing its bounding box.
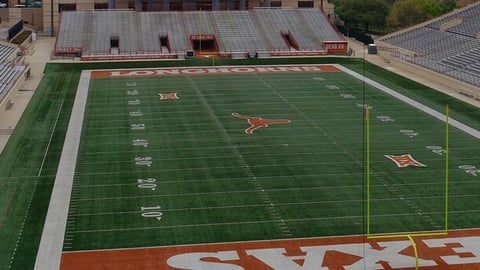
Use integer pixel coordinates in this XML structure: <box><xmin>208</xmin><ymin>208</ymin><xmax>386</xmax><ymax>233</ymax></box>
<box><xmin>378</xmin><ymin>2</ymin><xmax>480</xmax><ymax>87</ymax></box>
<box><xmin>55</xmin><ymin>9</ymin><xmax>344</xmax><ymax>55</ymax></box>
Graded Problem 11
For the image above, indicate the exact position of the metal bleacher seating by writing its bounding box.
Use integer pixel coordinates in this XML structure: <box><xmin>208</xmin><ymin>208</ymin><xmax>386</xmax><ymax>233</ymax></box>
<box><xmin>378</xmin><ymin>2</ymin><xmax>480</xmax><ymax>87</ymax></box>
<box><xmin>252</xmin><ymin>9</ymin><xmax>291</xmax><ymax>51</ymax></box>
<box><xmin>252</xmin><ymin>8</ymin><xmax>342</xmax><ymax>52</ymax></box>
<box><xmin>88</xmin><ymin>10</ymin><xmax>137</xmax><ymax>55</ymax></box>
<box><xmin>300</xmin><ymin>8</ymin><xmax>343</xmax><ymax>42</ymax></box>
<box><xmin>0</xmin><ymin>43</ymin><xmax>16</xmax><ymax>63</ymax></box>
<box><xmin>55</xmin><ymin>8</ymin><xmax>345</xmax><ymax>58</ymax></box>
<box><xmin>212</xmin><ymin>11</ymin><xmax>268</xmax><ymax>52</ymax></box>
<box><xmin>136</xmin><ymin>12</ymin><xmax>192</xmax><ymax>54</ymax></box>
<box><xmin>0</xmin><ymin>42</ymin><xmax>24</xmax><ymax>98</ymax></box>
<box><xmin>56</xmin><ymin>12</ymin><xmax>87</xmax><ymax>51</ymax></box>
<box><xmin>156</xmin><ymin>12</ymin><xmax>191</xmax><ymax>53</ymax></box>
<box><xmin>182</xmin><ymin>11</ymin><xmax>216</xmax><ymax>37</ymax></box>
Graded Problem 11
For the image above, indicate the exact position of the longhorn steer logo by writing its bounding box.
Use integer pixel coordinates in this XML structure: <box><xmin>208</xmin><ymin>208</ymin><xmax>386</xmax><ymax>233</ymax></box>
<box><xmin>232</xmin><ymin>113</ymin><xmax>290</xmax><ymax>134</ymax></box>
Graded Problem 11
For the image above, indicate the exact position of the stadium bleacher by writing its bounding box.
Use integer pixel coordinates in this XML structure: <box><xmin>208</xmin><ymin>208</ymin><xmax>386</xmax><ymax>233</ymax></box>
<box><xmin>378</xmin><ymin>2</ymin><xmax>480</xmax><ymax>87</ymax></box>
<box><xmin>54</xmin><ymin>8</ymin><xmax>346</xmax><ymax>60</ymax></box>
<box><xmin>0</xmin><ymin>42</ymin><xmax>24</xmax><ymax>100</ymax></box>
<box><xmin>212</xmin><ymin>11</ymin><xmax>268</xmax><ymax>52</ymax></box>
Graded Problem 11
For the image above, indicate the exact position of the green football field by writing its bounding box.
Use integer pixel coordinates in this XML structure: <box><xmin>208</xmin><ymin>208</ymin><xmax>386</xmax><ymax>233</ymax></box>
<box><xmin>63</xmin><ymin>64</ymin><xmax>480</xmax><ymax>251</ymax></box>
<box><xmin>0</xmin><ymin>60</ymin><xmax>479</xmax><ymax>270</ymax></box>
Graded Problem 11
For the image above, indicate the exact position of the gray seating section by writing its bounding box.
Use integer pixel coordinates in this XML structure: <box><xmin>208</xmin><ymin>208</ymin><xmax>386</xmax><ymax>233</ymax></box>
<box><xmin>427</xmin><ymin>4</ymin><xmax>480</xmax><ymax>38</ymax></box>
<box><xmin>251</xmin><ymin>9</ymin><xmax>291</xmax><ymax>51</ymax></box>
<box><xmin>253</xmin><ymin>9</ymin><xmax>341</xmax><ymax>51</ymax></box>
<box><xmin>137</xmin><ymin>13</ymin><xmax>161</xmax><ymax>53</ymax></box>
<box><xmin>138</xmin><ymin>12</ymin><xmax>191</xmax><ymax>54</ymax></box>
<box><xmin>182</xmin><ymin>11</ymin><xmax>216</xmax><ymax>36</ymax></box>
<box><xmin>0</xmin><ymin>42</ymin><xmax>24</xmax><ymax>98</ymax></box>
<box><xmin>86</xmin><ymin>10</ymin><xmax>137</xmax><ymax>55</ymax></box>
<box><xmin>212</xmin><ymin>11</ymin><xmax>268</xmax><ymax>52</ymax></box>
<box><xmin>55</xmin><ymin>9</ymin><xmax>344</xmax><ymax>57</ymax></box>
<box><xmin>0</xmin><ymin>43</ymin><xmax>16</xmax><ymax>63</ymax></box>
<box><xmin>56</xmin><ymin>11</ymin><xmax>87</xmax><ymax>50</ymax></box>
<box><xmin>379</xmin><ymin>2</ymin><xmax>480</xmax><ymax>87</ymax></box>
<box><xmin>0</xmin><ymin>64</ymin><xmax>24</xmax><ymax>97</ymax></box>
<box><xmin>300</xmin><ymin>8</ymin><xmax>342</xmax><ymax>41</ymax></box>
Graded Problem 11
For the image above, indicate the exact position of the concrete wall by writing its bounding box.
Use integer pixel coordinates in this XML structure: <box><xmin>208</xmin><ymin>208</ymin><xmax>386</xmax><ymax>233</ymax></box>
<box><xmin>0</xmin><ymin>8</ymin><xmax>42</xmax><ymax>35</ymax></box>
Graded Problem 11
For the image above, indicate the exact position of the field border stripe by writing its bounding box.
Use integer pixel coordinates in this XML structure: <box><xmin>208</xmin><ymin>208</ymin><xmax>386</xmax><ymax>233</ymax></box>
<box><xmin>336</xmin><ymin>64</ymin><xmax>480</xmax><ymax>140</ymax></box>
<box><xmin>89</xmin><ymin>64</ymin><xmax>341</xmax><ymax>78</ymax></box>
<box><xmin>33</xmin><ymin>70</ymin><xmax>91</xmax><ymax>270</ymax></box>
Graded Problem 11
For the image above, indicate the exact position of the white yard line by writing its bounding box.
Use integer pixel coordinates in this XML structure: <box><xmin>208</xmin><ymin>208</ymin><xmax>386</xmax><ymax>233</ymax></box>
<box><xmin>336</xmin><ymin>65</ymin><xmax>480</xmax><ymax>140</ymax></box>
<box><xmin>33</xmin><ymin>71</ymin><xmax>91</xmax><ymax>270</ymax></box>
<box><xmin>37</xmin><ymin>98</ymin><xmax>65</xmax><ymax>177</ymax></box>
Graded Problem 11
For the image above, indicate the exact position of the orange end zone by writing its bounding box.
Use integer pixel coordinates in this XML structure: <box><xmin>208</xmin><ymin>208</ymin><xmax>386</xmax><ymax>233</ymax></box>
<box><xmin>90</xmin><ymin>65</ymin><xmax>342</xmax><ymax>79</ymax></box>
<box><xmin>61</xmin><ymin>229</ymin><xmax>480</xmax><ymax>270</ymax></box>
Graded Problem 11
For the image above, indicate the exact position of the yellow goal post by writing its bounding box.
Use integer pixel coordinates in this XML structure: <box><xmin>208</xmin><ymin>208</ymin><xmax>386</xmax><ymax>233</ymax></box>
<box><xmin>364</xmin><ymin>105</ymin><xmax>450</xmax><ymax>270</ymax></box>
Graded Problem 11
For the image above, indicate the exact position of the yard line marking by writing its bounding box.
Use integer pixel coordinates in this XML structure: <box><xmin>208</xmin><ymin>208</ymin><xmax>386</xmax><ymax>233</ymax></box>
<box><xmin>186</xmin><ymin>76</ymin><xmax>292</xmax><ymax>237</ymax></box>
<box><xmin>9</xmin><ymin>179</ymin><xmax>38</xmax><ymax>269</ymax></box>
<box><xmin>68</xmin><ymin>198</ymin><xmax>369</xmax><ymax>217</ymax></box>
<box><xmin>37</xmin><ymin>97</ymin><xmax>66</xmax><ymax>177</ymax></box>
<box><xmin>74</xmin><ymin>159</ymin><xmax>361</xmax><ymax>168</ymax></box>
<box><xmin>70</xmin><ymin>208</ymin><xmax>478</xmax><ymax>235</ymax></box>
<box><xmin>336</xmin><ymin>64</ymin><xmax>480</xmax><ymax>140</ymax></box>
<box><xmin>336</xmin><ymin>64</ymin><xmax>478</xmax><ymax>229</ymax></box>
<box><xmin>71</xmin><ymin>171</ymin><xmax>365</xmax><ymax>186</ymax></box>
<box><xmin>37</xmin><ymin>71</ymin><xmax>67</xmax><ymax>177</ymax></box>
<box><xmin>71</xmin><ymin>184</ymin><xmax>365</xmax><ymax>202</ymax></box>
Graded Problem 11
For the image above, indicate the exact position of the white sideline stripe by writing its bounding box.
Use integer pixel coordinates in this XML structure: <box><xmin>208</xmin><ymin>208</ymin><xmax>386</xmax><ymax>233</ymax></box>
<box><xmin>38</xmin><ymin>98</ymin><xmax>65</xmax><ymax>177</ymax></box>
<box><xmin>336</xmin><ymin>64</ymin><xmax>480</xmax><ymax>140</ymax></box>
<box><xmin>33</xmin><ymin>71</ymin><xmax>91</xmax><ymax>270</ymax></box>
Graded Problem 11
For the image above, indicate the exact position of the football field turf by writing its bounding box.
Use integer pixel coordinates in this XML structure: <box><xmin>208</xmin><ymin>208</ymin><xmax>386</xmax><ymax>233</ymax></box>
<box><xmin>2</xmin><ymin>62</ymin><xmax>480</xmax><ymax>270</ymax></box>
<box><xmin>53</xmin><ymin>64</ymin><xmax>480</xmax><ymax>266</ymax></box>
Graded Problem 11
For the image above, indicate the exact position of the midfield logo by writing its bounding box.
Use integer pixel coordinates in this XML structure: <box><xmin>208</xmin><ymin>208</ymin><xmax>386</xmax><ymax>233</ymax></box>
<box><xmin>384</xmin><ymin>154</ymin><xmax>427</xmax><ymax>168</ymax></box>
<box><xmin>232</xmin><ymin>113</ymin><xmax>290</xmax><ymax>134</ymax></box>
<box><xmin>159</xmin><ymin>93</ymin><xmax>179</xmax><ymax>100</ymax></box>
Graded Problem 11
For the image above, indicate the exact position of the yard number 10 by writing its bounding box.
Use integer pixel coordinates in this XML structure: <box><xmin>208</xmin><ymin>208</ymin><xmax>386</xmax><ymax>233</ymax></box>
<box><xmin>140</xmin><ymin>206</ymin><xmax>163</xmax><ymax>220</ymax></box>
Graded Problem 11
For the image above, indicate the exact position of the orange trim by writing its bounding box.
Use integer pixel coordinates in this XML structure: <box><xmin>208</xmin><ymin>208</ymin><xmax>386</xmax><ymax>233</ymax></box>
<box><xmin>90</xmin><ymin>65</ymin><xmax>341</xmax><ymax>78</ymax></box>
<box><xmin>61</xmin><ymin>229</ymin><xmax>480</xmax><ymax>270</ymax></box>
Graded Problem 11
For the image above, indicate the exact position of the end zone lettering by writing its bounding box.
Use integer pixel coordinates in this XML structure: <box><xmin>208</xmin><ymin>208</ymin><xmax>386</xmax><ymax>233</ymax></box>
<box><xmin>90</xmin><ymin>65</ymin><xmax>341</xmax><ymax>78</ymax></box>
<box><xmin>60</xmin><ymin>230</ymin><xmax>480</xmax><ymax>270</ymax></box>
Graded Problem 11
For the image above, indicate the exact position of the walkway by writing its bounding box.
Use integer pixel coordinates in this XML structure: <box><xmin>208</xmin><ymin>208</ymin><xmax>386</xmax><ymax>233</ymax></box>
<box><xmin>0</xmin><ymin>37</ymin><xmax>55</xmax><ymax>154</ymax></box>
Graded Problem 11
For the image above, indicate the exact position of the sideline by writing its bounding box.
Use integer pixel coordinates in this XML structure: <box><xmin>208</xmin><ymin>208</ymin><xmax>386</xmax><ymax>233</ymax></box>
<box><xmin>346</xmin><ymin>38</ymin><xmax>480</xmax><ymax>109</ymax></box>
<box><xmin>33</xmin><ymin>70</ymin><xmax>91</xmax><ymax>270</ymax></box>
<box><xmin>337</xmin><ymin>65</ymin><xmax>480</xmax><ymax>140</ymax></box>
<box><xmin>0</xmin><ymin>37</ymin><xmax>55</xmax><ymax>155</ymax></box>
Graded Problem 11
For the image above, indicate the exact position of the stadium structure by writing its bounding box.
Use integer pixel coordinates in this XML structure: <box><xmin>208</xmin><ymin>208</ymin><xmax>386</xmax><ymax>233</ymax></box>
<box><xmin>0</xmin><ymin>0</ymin><xmax>335</xmax><ymax>38</ymax></box>
<box><xmin>0</xmin><ymin>1</ymin><xmax>479</xmax><ymax>270</ymax></box>
<box><xmin>53</xmin><ymin>8</ymin><xmax>347</xmax><ymax>60</ymax></box>
<box><xmin>376</xmin><ymin>2</ymin><xmax>480</xmax><ymax>93</ymax></box>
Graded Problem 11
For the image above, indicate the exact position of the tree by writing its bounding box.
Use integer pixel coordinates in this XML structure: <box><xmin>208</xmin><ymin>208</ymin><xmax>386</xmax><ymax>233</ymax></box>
<box><xmin>333</xmin><ymin>0</ymin><xmax>390</xmax><ymax>32</ymax></box>
<box><xmin>387</xmin><ymin>0</ymin><xmax>456</xmax><ymax>28</ymax></box>
<box><xmin>387</xmin><ymin>0</ymin><xmax>428</xmax><ymax>28</ymax></box>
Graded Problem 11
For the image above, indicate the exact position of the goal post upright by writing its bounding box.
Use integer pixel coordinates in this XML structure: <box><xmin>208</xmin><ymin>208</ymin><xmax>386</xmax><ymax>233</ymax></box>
<box><xmin>445</xmin><ymin>104</ymin><xmax>449</xmax><ymax>232</ymax></box>
<box><xmin>366</xmin><ymin>106</ymin><xmax>371</xmax><ymax>236</ymax></box>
